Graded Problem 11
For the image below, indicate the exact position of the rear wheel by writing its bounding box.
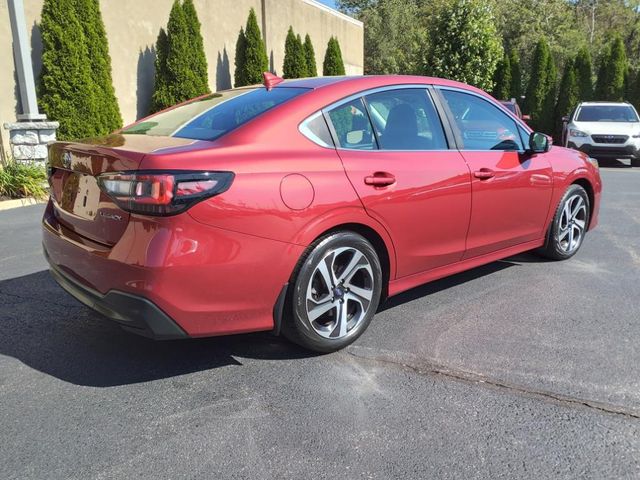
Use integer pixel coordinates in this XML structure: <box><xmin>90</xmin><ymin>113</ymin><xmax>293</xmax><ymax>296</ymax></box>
<box><xmin>538</xmin><ymin>184</ymin><xmax>590</xmax><ymax>260</ymax></box>
<box><xmin>283</xmin><ymin>231</ymin><xmax>382</xmax><ymax>353</ymax></box>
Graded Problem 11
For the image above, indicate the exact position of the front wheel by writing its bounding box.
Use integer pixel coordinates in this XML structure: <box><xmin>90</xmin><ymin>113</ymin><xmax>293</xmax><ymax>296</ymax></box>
<box><xmin>283</xmin><ymin>231</ymin><xmax>383</xmax><ymax>353</ymax></box>
<box><xmin>538</xmin><ymin>184</ymin><xmax>590</xmax><ymax>260</ymax></box>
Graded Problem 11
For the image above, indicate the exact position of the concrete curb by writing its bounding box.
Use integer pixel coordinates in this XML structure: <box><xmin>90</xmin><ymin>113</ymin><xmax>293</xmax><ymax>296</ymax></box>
<box><xmin>0</xmin><ymin>197</ymin><xmax>44</xmax><ymax>211</ymax></box>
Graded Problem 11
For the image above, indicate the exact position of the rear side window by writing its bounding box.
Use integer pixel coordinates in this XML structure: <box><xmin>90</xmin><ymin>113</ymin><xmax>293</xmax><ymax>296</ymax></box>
<box><xmin>327</xmin><ymin>98</ymin><xmax>377</xmax><ymax>150</ymax></box>
<box><xmin>123</xmin><ymin>87</ymin><xmax>309</xmax><ymax>141</ymax></box>
<box><xmin>365</xmin><ymin>89</ymin><xmax>447</xmax><ymax>150</ymax></box>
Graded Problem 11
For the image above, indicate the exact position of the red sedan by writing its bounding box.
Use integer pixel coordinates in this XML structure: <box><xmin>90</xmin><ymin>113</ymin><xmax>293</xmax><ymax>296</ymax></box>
<box><xmin>42</xmin><ymin>74</ymin><xmax>602</xmax><ymax>352</ymax></box>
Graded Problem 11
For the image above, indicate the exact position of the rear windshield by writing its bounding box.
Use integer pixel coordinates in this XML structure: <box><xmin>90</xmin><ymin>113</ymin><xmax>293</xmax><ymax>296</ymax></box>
<box><xmin>576</xmin><ymin>105</ymin><xmax>639</xmax><ymax>122</ymax></box>
<box><xmin>123</xmin><ymin>87</ymin><xmax>309</xmax><ymax>140</ymax></box>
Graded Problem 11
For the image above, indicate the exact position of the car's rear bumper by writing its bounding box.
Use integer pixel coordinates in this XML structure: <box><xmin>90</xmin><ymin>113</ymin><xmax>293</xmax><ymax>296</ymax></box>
<box><xmin>569</xmin><ymin>142</ymin><xmax>638</xmax><ymax>158</ymax></box>
<box><xmin>45</xmin><ymin>250</ymin><xmax>187</xmax><ymax>339</ymax></box>
<box><xmin>42</xmin><ymin>200</ymin><xmax>303</xmax><ymax>338</ymax></box>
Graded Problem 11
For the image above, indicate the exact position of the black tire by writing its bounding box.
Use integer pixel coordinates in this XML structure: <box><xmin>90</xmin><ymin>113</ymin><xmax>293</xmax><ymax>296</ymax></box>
<box><xmin>538</xmin><ymin>184</ymin><xmax>590</xmax><ymax>261</ymax></box>
<box><xmin>283</xmin><ymin>231</ymin><xmax>383</xmax><ymax>353</ymax></box>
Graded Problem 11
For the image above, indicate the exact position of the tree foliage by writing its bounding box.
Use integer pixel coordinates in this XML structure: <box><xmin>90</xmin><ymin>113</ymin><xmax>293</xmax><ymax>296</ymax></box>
<box><xmin>508</xmin><ymin>48</ymin><xmax>522</xmax><ymax>100</ymax></box>
<box><xmin>323</xmin><ymin>37</ymin><xmax>346</xmax><ymax>76</ymax></box>
<box><xmin>554</xmin><ymin>59</ymin><xmax>579</xmax><ymax>139</ymax></box>
<box><xmin>492</xmin><ymin>52</ymin><xmax>511</xmax><ymax>100</ymax></box>
<box><xmin>75</xmin><ymin>0</ymin><xmax>122</xmax><ymax>133</ymax></box>
<box><xmin>573</xmin><ymin>47</ymin><xmax>593</xmax><ymax>101</ymax></box>
<box><xmin>595</xmin><ymin>36</ymin><xmax>627</xmax><ymax>102</ymax></box>
<box><xmin>425</xmin><ymin>0</ymin><xmax>503</xmax><ymax>91</ymax></box>
<box><xmin>524</xmin><ymin>39</ymin><xmax>557</xmax><ymax>133</ymax></box>
<box><xmin>283</xmin><ymin>27</ymin><xmax>308</xmax><ymax>78</ymax></box>
<box><xmin>233</xmin><ymin>27</ymin><xmax>247</xmax><ymax>87</ymax></box>
<box><xmin>242</xmin><ymin>8</ymin><xmax>269</xmax><ymax>84</ymax></box>
<box><xmin>304</xmin><ymin>34</ymin><xmax>318</xmax><ymax>77</ymax></box>
<box><xmin>39</xmin><ymin>0</ymin><xmax>121</xmax><ymax>139</ymax></box>
<box><xmin>151</xmin><ymin>0</ymin><xmax>210</xmax><ymax>112</ymax></box>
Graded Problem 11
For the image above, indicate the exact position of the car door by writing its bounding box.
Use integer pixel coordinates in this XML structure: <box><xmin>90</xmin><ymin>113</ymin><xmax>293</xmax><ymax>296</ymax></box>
<box><xmin>325</xmin><ymin>87</ymin><xmax>472</xmax><ymax>278</ymax></box>
<box><xmin>436</xmin><ymin>88</ymin><xmax>554</xmax><ymax>259</ymax></box>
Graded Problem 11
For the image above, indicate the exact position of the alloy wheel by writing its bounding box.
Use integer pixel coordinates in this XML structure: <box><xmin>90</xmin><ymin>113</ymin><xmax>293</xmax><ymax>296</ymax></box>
<box><xmin>557</xmin><ymin>194</ymin><xmax>587</xmax><ymax>253</ymax></box>
<box><xmin>305</xmin><ymin>247</ymin><xmax>375</xmax><ymax>339</ymax></box>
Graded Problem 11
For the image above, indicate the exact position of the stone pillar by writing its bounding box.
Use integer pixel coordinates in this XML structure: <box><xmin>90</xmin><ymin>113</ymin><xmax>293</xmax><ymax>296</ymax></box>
<box><xmin>3</xmin><ymin>121</ymin><xmax>60</xmax><ymax>163</ymax></box>
<box><xmin>4</xmin><ymin>0</ymin><xmax>59</xmax><ymax>164</ymax></box>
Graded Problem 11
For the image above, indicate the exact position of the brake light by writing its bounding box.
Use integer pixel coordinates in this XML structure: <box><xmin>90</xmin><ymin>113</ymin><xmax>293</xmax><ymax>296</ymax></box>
<box><xmin>97</xmin><ymin>171</ymin><xmax>234</xmax><ymax>216</ymax></box>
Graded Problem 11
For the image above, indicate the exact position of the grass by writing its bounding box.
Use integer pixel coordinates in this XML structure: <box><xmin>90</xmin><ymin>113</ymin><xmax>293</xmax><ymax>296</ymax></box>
<box><xmin>0</xmin><ymin>157</ymin><xmax>48</xmax><ymax>200</ymax></box>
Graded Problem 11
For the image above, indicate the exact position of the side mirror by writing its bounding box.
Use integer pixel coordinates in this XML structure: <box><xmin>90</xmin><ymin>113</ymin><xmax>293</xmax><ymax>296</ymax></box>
<box><xmin>529</xmin><ymin>132</ymin><xmax>551</xmax><ymax>153</ymax></box>
<box><xmin>522</xmin><ymin>114</ymin><xmax>531</xmax><ymax>121</ymax></box>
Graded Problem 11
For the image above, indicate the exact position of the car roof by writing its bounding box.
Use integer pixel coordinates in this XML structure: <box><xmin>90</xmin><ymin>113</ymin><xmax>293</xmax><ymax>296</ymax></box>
<box><xmin>278</xmin><ymin>75</ymin><xmax>488</xmax><ymax>96</ymax></box>
<box><xmin>578</xmin><ymin>101</ymin><xmax>632</xmax><ymax>107</ymax></box>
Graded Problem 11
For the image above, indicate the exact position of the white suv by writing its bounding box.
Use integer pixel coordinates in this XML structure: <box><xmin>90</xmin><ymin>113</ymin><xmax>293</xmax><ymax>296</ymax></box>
<box><xmin>563</xmin><ymin>101</ymin><xmax>640</xmax><ymax>166</ymax></box>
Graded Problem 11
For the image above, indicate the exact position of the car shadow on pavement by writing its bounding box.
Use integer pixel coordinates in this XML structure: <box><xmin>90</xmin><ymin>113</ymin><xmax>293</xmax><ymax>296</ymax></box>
<box><xmin>0</xmin><ymin>270</ymin><xmax>313</xmax><ymax>388</ymax></box>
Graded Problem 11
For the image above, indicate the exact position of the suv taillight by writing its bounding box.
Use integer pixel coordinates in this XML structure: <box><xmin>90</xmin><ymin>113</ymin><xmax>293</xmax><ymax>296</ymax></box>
<box><xmin>97</xmin><ymin>171</ymin><xmax>234</xmax><ymax>216</ymax></box>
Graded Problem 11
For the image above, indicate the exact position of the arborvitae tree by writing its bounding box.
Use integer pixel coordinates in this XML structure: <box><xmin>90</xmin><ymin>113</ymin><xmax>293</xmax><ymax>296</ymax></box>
<box><xmin>39</xmin><ymin>0</ymin><xmax>99</xmax><ymax>139</ymax></box>
<box><xmin>304</xmin><ymin>34</ymin><xmax>318</xmax><ymax>77</ymax></box>
<box><xmin>596</xmin><ymin>36</ymin><xmax>627</xmax><ymax>101</ymax></box>
<box><xmin>629</xmin><ymin>70</ymin><xmax>640</xmax><ymax>111</ymax></box>
<box><xmin>323</xmin><ymin>37</ymin><xmax>346</xmax><ymax>76</ymax></box>
<box><xmin>233</xmin><ymin>27</ymin><xmax>247</xmax><ymax>87</ymax></box>
<box><xmin>425</xmin><ymin>0</ymin><xmax>502</xmax><ymax>91</ymax></box>
<box><xmin>151</xmin><ymin>28</ymin><xmax>170</xmax><ymax>112</ymax></box>
<box><xmin>491</xmin><ymin>52</ymin><xmax>511</xmax><ymax>100</ymax></box>
<box><xmin>554</xmin><ymin>60</ymin><xmax>579</xmax><ymax>139</ymax></box>
<box><xmin>283</xmin><ymin>27</ymin><xmax>308</xmax><ymax>78</ymax></box>
<box><xmin>524</xmin><ymin>39</ymin><xmax>556</xmax><ymax>132</ymax></box>
<box><xmin>574</xmin><ymin>47</ymin><xmax>593</xmax><ymax>101</ymax></box>
<box><xmin>540</xmin><ymin>58</ymin><xmax>558</xmax><ymax>135</ymax></box>
<box><xmin>75</xmin><ymin>0</ymin><xmax>122</xmax><ymax>133</ymax></box>
<box><xmin>182</xmin><ymin>0</ymin><xmax>209</xmax><ymax>95</ymax></box>
<box><xmin>508</xmin><ymin>48</ymin><xmax>521</xmax><ymax>100</ymax></box>
<box><xmin>243</xmin><ymin>8</ymin><xmax>269</xmax><ymax>84</ymax></box>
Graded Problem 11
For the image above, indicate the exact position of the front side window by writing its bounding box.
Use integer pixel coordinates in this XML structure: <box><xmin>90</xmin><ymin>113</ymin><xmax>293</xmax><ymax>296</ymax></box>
<box><xmin>364</xmin><ymin>89</ymin><xmax>447</xmax><ymax>150</ymax></box>
<box><xmin>576</xmin><ymin>105</ymin><xmax>639</xmax><ymax>122</ymax></box>
<box><xmin>440</xmin><ymin>89</ymin><xmax>524</xmax><ymax>151</ymax></box>
<box><xmin>123</xmin><ymin>87</ymin><xmax>309</xmax><ymax>141</ymax></box>
<box><xmin>327</xmin><ymin>98</ymin><xmax>376</xmax><ymax>150</ymax></box>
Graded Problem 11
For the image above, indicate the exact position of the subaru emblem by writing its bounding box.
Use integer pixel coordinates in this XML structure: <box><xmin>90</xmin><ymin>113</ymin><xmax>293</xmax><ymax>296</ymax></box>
<box><xmin>62</xmin><ymin>151</ymin><xmax>72</xmax><ymax>169</ymax></box>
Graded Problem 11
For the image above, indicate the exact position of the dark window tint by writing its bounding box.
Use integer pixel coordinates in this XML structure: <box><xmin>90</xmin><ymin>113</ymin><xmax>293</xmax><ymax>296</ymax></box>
<box><xmin>365</xmin><ymin>89</ymin><xmax>447</xmax><ymax>150</ymax></box>
<box><xmin>327</xmin><ymin>98</ymin><xmax>376</xmax><ymax>150</ymax></box>
<box><xmin>300</xmin><ymin>112</ymin><xmax>334</xmax><ymax>147</ymax></box>
<box><xmin>122</xmin><ymin>87</ymin><xmax>309</xmax><ymax>141</ymax></box>
<box><xmin>440</xmin><ymin>90</ymin><xmax>524</xmax><ymax>151</ymax></box>
<box><xmin>576</xmin><ymin>105</ymin><xmax>639</xmax><ymax>122</ymax></box>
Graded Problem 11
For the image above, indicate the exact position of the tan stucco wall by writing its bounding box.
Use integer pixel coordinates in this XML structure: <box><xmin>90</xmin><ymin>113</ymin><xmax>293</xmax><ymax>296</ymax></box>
<box><xmin>0</xmin><ymin>0</ymin><xmax>363</xmax><ymax>151</ymax></box>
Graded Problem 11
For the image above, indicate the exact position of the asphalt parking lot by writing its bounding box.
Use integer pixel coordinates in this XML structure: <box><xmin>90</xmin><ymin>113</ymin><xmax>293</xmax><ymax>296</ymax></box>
<box><xmin>1</xmin><ymin>165</ymin><xmax>639</xmax><ymax>479</ymax></box>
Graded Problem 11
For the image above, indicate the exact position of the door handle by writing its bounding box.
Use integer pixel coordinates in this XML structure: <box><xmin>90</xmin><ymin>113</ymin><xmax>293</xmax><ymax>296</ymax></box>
<box><xmin>364</xmin><ymin>172</ymin><xmax>396</xmax><ymax>187</ymax></box>
<box><xmin>474</xmin><ymin>169</ymin><xmax>495</xmax><ymax>180</ymax></box>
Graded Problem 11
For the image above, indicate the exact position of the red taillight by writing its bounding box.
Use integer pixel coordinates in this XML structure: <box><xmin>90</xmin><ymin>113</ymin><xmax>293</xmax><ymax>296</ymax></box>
<box><xmin>97</xmin><ymin>171</ymin><xmax>234</xmax><ymax>216</ymax></box>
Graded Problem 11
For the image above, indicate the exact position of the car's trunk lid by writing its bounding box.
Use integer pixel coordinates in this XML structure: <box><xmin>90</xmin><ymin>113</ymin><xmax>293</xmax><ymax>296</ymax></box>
<box><xmin>48</xmin><ymin>134</ymin><xmax>199</xmax><ymax>246</ymax></box>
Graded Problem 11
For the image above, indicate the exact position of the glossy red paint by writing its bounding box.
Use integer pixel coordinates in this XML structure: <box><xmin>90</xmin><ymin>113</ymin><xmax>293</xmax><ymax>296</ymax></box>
<box><xmin>42</xmin><ymin>75</ymin><xmax>602</xmax><ymax>339</ymax></box>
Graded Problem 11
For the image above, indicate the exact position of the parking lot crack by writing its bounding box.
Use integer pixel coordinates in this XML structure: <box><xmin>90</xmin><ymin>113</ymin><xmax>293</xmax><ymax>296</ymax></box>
<box><xmin>345</xmin><ymin>346</ymin><xmax>640</xmax><ymax>420</ymax></box>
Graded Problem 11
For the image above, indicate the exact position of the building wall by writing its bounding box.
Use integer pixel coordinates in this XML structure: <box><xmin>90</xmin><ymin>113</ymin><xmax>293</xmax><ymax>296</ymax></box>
<box><xmin>0</xmin><ymin>0</ymin><xmax>363</xmax><ymax>151</ymax></box>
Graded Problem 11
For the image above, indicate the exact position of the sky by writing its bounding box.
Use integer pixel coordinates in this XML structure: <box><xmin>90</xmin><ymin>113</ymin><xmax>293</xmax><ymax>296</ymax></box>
<box><xmin>316</xmin><ymin>0</ymin><xmax>338</xmax><ymax>9</ymax></box>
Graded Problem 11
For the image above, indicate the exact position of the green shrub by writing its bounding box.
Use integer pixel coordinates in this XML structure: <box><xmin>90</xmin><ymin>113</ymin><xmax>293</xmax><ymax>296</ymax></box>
<box><xmin>39</xmin><ymin>0</ymin><xmax>100</xmax><ymax>140</ymax></box>
<box><xmin>182</xmin><ymin>0</ymin><xmax>210</xmax><ymax>94</ymax></box>
<box><xmin>243</xmin><ymin>8</ymin><xmax>269</xmax><ymax>85</ymax></box>
<box><xmin>304</xmin><ymin>34</ymin><xmax>318</xmax><ymax>77</ymax></box>
<box><xmin>0</xmin><ymin>158</ymin><xmax>48</xmax><ymax>200</ymax></box>
<box><xmin>74</xmin><ymin>0</ymin><xmax>122</xmax><ymax>133</ymax></box>
<box><xmin>234</xmin><ymin>27</ymin><xmax>247</xmax><ymax>87</ymax></box>
<box><xmin>554</xmin><ymin>59</ymin><xmax>579</xmax><ymax>139</ymax></box>
<box><xmin>424</xmin><ymin>0</ymin><xmax>502</xmax><ymax>91</ymax></box>
<box><xmin>323</xmin><ymin>37</ymin><xmax>346</xmax><ymax>76</ymax></box>
<box><xmin>574</xmin><ymin>47</ymin><xmax>593</xmax><ymax>101</ymax></box>
<box><xmin>151</xmin><ymin>28</ymin><xmax>171</xmax><ymax>113</ymax></box>
<box><xmin>508</xmin><ymin>48</ymin><xmax>521</xmax><ymax>100</ymax></box>
<box><xmin>491</xmin><ymin>52</ymin><xmax>511</xmax><ymax>100</ymax></box>
<box><xmin>283</xmin><ymin>27</ymin><xmax>308</xmax><ymax>79</ymax></box>
<box><xmin>595</xmin><ymin>36</ymin><xmax>627</xmax><ymax>101</ymax></box>
<box><xmin>524</xmin><ymin>38</ymin><xmax>556</xmax><ymax>133</ymax></box>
